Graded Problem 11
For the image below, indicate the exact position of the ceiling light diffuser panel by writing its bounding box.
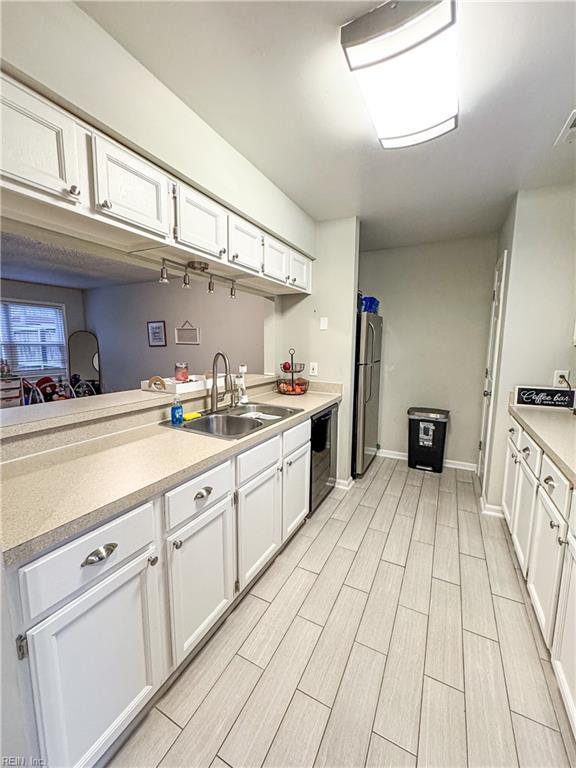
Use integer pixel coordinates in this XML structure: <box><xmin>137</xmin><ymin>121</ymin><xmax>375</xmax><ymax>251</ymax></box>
<box><xmin>341</xmin><ymin>0</ymin><xmax>458</xmax><ymax>148</ymax></box>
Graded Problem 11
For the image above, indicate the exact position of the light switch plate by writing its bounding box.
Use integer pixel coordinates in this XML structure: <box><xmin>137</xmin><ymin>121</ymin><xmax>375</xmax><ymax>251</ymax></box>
<box><xmin>310</xmin><ymin>362</ymin><xmax>318</xmax><ymax>376</ymax></box>
<box><xmin>320</xmin><ymin>317</ymin><xmax>328</xmax><ymax>330</ymax></box>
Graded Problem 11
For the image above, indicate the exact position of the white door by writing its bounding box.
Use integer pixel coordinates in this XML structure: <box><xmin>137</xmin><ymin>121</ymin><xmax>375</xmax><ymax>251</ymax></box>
<box><xmin>263</xmin><ymin>236</ymin><xmax>290</xmax><ymax>283</ymax></box>
<box><xmin>92</xmin><ymin>135</ymin><xmax>171</xmax><ymax>236</ymax></box>
<box><xmin>289</xmin><ymin>250</ymin><xmax>312</xmax><ymax>292</ymax></box>
<box><xmin>282</xmin><ymin>442</ymin><xmax>311</xmax><ymax>539</ymax></box>
<box><xmin>175</xmin><ymin>184</ymin><xmax>228</xmax><ymax>259</ymax></box>
<box><xmin>167</xmin><ymin>496</ymin><xmax>235</xmax><ymax>664</ymax></box>
<box><xmin>502</xmin><ymin>437</ymin><xmax>520</xmax><ymax>529</ymax></box>
<box><xmin>228</xmin><ymin>214</ymin><xmax>263</xmax><ymax>272</ymax></box>
<box><xmin>511</xmin><ymin>460</ymin><xmax>538</xmax><ymax>575</ymax></box>
<box><xmin>1</xmin><ymin>76</ymin><xmax>82</xmax><ymax>203</ymax></box>
<box><xmin>27</xmin><ymin>550</ymin><xmax>162</xmax><ymax>768</ymax></box>
<box><xmin>237</xmin><ymin>463</ymin><xmax>282</xmax><ymax>589</ymax></box>
<box><xmin>527</xmin><ymin>488</ymin><xmax>568</xmax><ymax>647</ymax></box>
<box><xmin>478</xmin><ymin>250</ymin><xmax>508</xmax><ymax>490</ymax></box>
<box><xmin>552</xmin><ymin>533</ymin><xmax>576</xmax><ymax>735</ymax></box>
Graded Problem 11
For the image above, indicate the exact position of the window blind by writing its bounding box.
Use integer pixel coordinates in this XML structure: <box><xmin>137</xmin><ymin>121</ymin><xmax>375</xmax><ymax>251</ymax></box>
<box><xmin>0</xmin><ymin>300</ymin><xmax>68</xmax><ymax>377</ymax></box>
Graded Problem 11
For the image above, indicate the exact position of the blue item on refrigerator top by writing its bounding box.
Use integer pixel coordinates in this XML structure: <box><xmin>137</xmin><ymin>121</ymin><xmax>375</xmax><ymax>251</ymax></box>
<box><xmin>362</xmin><ymin>296</ymin><xmax>380</xmax><ymax>313</ymax></box>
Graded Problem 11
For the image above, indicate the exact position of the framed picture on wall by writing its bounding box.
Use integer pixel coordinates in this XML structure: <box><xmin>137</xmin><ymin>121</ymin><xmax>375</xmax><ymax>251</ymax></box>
<box><xmin>147</xmin><ymin>320</ymin><xmax>167</xmax><ymax>347</ymax></box>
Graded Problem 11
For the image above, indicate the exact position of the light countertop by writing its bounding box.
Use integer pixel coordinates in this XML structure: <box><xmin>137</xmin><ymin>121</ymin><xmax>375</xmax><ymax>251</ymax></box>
<box><xmin>509</xmin><ymin>405</ymin><xmax>576</xmax><ymax>484</ymax></box>
<box><xmin>1</xmin><ymin>391</ymin><xmax>340</xmax><ymax>567</ymax></box>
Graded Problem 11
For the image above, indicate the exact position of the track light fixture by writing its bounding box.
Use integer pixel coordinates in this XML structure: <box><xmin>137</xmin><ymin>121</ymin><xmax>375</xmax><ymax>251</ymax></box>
<box><xmin>182</xmin><ymin>268</ymin><xmax>191</xmax><ymax>288</ymax></box>
<box><xmin>207</xmin><ymin>275</ymin><xmax>215</xmax><ymax>294</ymax></box>
<box><xmin>230</xmin><ymin>281</ymin><xmax>237</xmax><ymax>299</ymax></box>
<box><xmin>159</xmin><ymin>259</ymin><xmax>169</xmax><ymax>284</ymax></box>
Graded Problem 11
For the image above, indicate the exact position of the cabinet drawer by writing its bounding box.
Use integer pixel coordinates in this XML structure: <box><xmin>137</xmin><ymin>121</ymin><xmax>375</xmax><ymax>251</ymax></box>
<box><xmin>540</xmin><ymin>454</ymin><xmax>571</xmax><ymax>519</ymax></box>
<box><xmin>19</xmin><ymin>502</ymin><xmax>155</xmax><ymax>623</ymax></box>
<box><xmin>237</xmin><ymin>436</ymin><xmax>281</xmax><ymax>486</ymax></box>
<box><xmin>518</xmin><ymin>431</ymin><xmax>542</xmax><ymax>477</ymax></box>
<box><xmin>165</xmin><ymin>460</ymin><xmax>233</xmax><ymax>531</ymax></box>
<box><xmin>283</xmin><ymin>419</ymin><xmax>311</xmax><ymax>456</ymax></box>
<box><xmin>507</xmin><ymin>418</ymin><xmax>522</xmax><ymax>448</ymax></box>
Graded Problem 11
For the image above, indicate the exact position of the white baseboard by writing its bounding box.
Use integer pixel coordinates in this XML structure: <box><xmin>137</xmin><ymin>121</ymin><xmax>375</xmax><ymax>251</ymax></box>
<box><xmin>335</xmin><ymin>477</ymin><xmax>354</xmax><ymax>491</ymax></box>
<box><xmin>480</xmin><ymin>496</ymin><xmax>504</xmax><ymax>517</ymax></box>
<box><xmin>376</xmin><ymin>449</ymin><xmax>477</xmax><ymax>473</ymax></box>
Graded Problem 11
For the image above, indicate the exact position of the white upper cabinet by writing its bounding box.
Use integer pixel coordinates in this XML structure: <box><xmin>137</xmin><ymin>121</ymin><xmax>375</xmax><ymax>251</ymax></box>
<box><xmin>0</xmin><ymin>77</ymin><xmax>82</xmax><ymax>203</ymax></box>
<box><xmin>289</xmin><ymin>249</ymin><xmax>312</xmax><ymax>293</ymax></box>
<box><xmin>175</xmin><ymin>183</ymin><xmax>228</xmax><ymax>259</ymax></box>
<box><xmin>167</xmin><ymin>496</ymin><xmax>235</xmax><ymax>665</ymax></box>
<box><xmin>228</xmin><ymin>214</ymin><xmax>263</xmax><ymax>272</ymax></box>
<box><xmin>92</xmin><ymin>135</ymin><xmax>171</xmax><ymax>237</ymax></box>
<box><xmin>282</xmin><ymin>442</ymin><xmax>311</xmax><ymax>539</ymax></box>
<box><xmin>263</xmin><ymin>235</ymin><xmax>290</xmax><ymax>283</ymax></box>
<box><xmin>27</xmin><ymin>550</ymin><xmax>163</xmax><ymax>768</ymax></box>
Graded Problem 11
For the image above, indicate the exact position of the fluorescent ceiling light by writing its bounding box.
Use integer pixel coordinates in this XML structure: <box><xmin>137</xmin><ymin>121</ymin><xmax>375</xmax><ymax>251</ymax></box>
<box><xmin>341</xmin><ymin>0</ymin><xmax>458</xmax><ymax>148</ymax></box>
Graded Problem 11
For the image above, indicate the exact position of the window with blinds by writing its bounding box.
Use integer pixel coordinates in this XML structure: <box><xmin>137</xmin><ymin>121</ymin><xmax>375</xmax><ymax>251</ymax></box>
<box><xmin>0</xmin><ymin>300</ymin><xmax>68</xmax><ymax>377</ymax></box>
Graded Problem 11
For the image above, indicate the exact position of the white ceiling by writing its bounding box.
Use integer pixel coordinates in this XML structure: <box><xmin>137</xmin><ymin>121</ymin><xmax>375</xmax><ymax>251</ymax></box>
<box><xmin>80</xmin><ymin>2</ymin><xmax>575</xmax><ymax>250</ymax></box>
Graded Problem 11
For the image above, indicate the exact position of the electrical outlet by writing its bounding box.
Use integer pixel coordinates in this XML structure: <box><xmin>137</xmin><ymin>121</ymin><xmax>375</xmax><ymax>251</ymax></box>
<box><xmin>310</xmin><ymin>362</ymin><xmax>318</xmax><ymax>376</ymax></box>
<box><xmin>553</xmin><ymin>369</ymin><xmax>570</xmax><ymax>387</ymax></box>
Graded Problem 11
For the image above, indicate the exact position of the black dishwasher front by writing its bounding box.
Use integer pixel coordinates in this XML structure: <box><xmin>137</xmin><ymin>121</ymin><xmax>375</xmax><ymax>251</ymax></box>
<box><xmin>309</xmin><ymin>403</ymin><xmax>339</xmax><ymax>514</ymax></box>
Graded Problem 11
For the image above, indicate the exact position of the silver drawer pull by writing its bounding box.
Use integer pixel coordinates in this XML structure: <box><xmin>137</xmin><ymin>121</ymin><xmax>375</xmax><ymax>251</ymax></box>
<box><xmin>549</xmin><ymin>520</ymin><xmax>560</xmax><ymax>530</ymax></box>
<box><xmin>101</xmin><ymin>199</ymin><xmax>113</xmax><ymax>210</ymax></box>
<box><xmin>81</xmin><ymin>543</ymin><xmax>117</xmax><ymax>567</ymax></box>
<box><xmin>558</xmin><ymin>537</ymin><xmax>568</xmax><ymax>546</ymax></box>
<box><xmin>286</xmin><ymin>459</ymin><xmax>293</xmax><ymax>467</ymax></box>
<box><xmin>68</xmin><ymin>184</ymin><xmax>81</xmax><ymax>196</ymax></box>
<box><xmin>522</xmin><ymin>446</ymin><xmax>531</xmax><ymax>457</ymax></box>
<box><xmin>173</xmin><ymin>540</ymin><xmax>183</xmax><ymax>550</ymax></box>
<box><xmin>508</xmin><ymin>427</ymin><xmax>515</xmax><ymax>434</ymax></box>
<box><xmin>194</xmin><ymin>486</ymin><xmax>213</xmax><ymax>501</ymax></box>
<box><xmin>543</xmin><ymin>475</ymin><xmax>556</xmax><ymax>492</ymax></box>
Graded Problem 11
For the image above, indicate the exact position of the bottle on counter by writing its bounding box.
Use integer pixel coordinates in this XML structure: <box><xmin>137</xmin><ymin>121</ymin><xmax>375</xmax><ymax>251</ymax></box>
<box><xmin>171</xmin><ymin>394</ymin><xmax>184</xmax><ymax>426</ymax></box>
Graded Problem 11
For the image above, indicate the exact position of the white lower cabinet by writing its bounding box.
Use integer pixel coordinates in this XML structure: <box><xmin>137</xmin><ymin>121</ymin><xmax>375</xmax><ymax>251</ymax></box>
<box><xmin>27</xmin><ymin>550</ymin><xmax>163</xmax><ymax>768</ymax></box>
<box><xmin>282</xmin><ymin>442</ymin><xmax>311</xmax><ymax>539</ymax></box>
<box><xmin>552</xmin><ymin>533</ymin><xmax>576</xmax><ymax>734</ymax></box>
<box><xmin>527</xmin><ymin>488</ymin><xmax>568</xmax><ymax>646</ymax></box>
<box><xmin>167</xmin><ymin>496</ymin><xmax>235</xmax><ymax>665</ymax></box>
<box><xmin>502</xmin><ymin>437</ymin><xmax>519</xmax><ymax>528</ymax></box>
<box><xmin>237</xmin><ymin>463</ymin><xmax>282</xmax><ymax>590</ymax></box>
<box><xmin>511</xmin><ymin>459</ymin><xmax>538</xmax><ymax>574</ymax></box>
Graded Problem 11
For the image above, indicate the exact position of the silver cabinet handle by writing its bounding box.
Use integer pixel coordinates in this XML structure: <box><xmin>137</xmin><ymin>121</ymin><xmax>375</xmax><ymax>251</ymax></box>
<box><xmin>483</xmin><ymin>390</ymin><xmax>492</xmax><ymax>397</ymax></box>
<box><xmin>101</xmin><ymin>199</ymin><xmax>113</xmax><ymax>209</ymax></box>
<box><xmin>68</xmin><ymin>184</ymin><xmax>81</xmax><ymax>196</ymax></box>
<box><xmin>549</xmin><ymin>519</ymin><xmax>560</xmax><ymax>530</ymax></box>
<box><xmin>291</xmin><ymin>277</ymin><xmax>297</xmax><ymax>284</ymax></box>
<box><xmin>522</xmin><ymin>446</ymin><xmax>531</xmax><ymax>457</ymax></box>
<box><xmin>508</xmin><ymin>427</ymin><xmax>515</xmax><ymax>434</ymax></box>
<box><xmin>277</xmin><ymin>465</ymin><xmax>283</xmax><ymax>473</ymax></box>
<box><xmin>173</xmin><ymin>540</ymin><xmax>183</xmax><ymax>550</ymax></box>
<box><xmin>543</xmin><ymin>476</ymin><xmax>556</xmax><ymax>492</ymax></box>
<box><xmin>285</xmin><ymin>275</ymin><xmax>290</xmax><ymax>282</ymax></box>
<box><xmin>81</xmin><ymin>542</ymin><xmax>117</xmax><ymax>567</ymax></box>
<box><xmin>194</xmin><ymin>486</ymin><xmax>213</xmax><ymax>501</ymax></box>
<box><xmin>219</xmin><ymin>247</ymin><xmax>227</xmax><ymax>257</ymax></box>
<box><xmin>558</xmin><ymin>537</ymin><xmax>568</xmax><ymax>546</ymax></box>
<box><xmin>231</xmin><ymin>253</ymin><xmax>239</xmax><ymax>261</ymax></box>
<box><xmin>148</xmin><ymin>555</ymin><xmax>159</xmax><ymax>567</ymax></box>
<box><xmin>286</xmin><ymin>459</ymin><xmax>293</xmax><ymax>467</ymax></box>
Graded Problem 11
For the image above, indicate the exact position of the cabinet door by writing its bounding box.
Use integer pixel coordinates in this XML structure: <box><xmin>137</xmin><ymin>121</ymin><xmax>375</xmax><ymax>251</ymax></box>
<box><xmin>27</xmin><ymin>550</ymin><xmax>162</xmax><ymax>768</ymax></box>
<box><xmin>527</xmin><ymin>489</ymin><xmax>567</xmax><ymax>647</ymax></box>
<box><xmin>511</xmin><ymin>460</ymin><xmax>538</xmax><ymax>575</ymax></box>
<box><xmin>168</xmin><ymin>496</ymin><xmax>235</xmax><ymax>664</ymax></box>
<box><xmin>237</xmin><ymin>463</ymin><xmax>282</xmax><ymax>589</ymax></box>
<box><xmin>176</xmin><ymin>184</ymin><xmax>228</xmax><ymax>259</ymax></box>
<box><xmin>283</xmin><ymin>442</ymin><xmax>311</xmax><ymax>539</ymax></box>
<box><xmin>289</xmin><ymin>250</ymin><xmax>312</xmax><ymax>292</ymax></box>
<box><xmin>552</xmin><ymin>533</ymin><xmax>576</xmax><ymax>735</ymax></box>
<box><xmin>263</xmin><ymin>236</ymin><xmax>290</xmax><ymax>283</ymax></box>
<box><xmin>92</xmin><ymin>135</ymin><xmax>171</xmax><ymax>236</ymax></box>
<box><xmin>1</xmin><ymin>77</ymin><xmax>81</xmax><ymax>203</ymax></box>
<box><xmin>502</xmin><ymin>437</ymin><xmax>519</xmax><ymax>529</ymax></box>
<box><xmin>228</xmin><ymin>214</ymin><xmax>263</xmax><ymax>272</ymax></box>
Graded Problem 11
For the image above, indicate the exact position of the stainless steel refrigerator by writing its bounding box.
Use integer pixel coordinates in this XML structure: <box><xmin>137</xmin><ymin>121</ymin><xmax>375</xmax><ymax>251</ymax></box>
<box><xmin>352</xmin><ymin>311</ymin><xmax>383</xmax><ymax>477</ymax></box>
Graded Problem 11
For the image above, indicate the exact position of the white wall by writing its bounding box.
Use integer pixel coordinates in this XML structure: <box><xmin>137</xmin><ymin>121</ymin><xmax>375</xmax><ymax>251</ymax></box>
<box><xmin>0</xmin><ymin>2</ymin><xmax>316</xmax><ymax>255</ymax></box>
<box><xmin>85</xmin><ymin>279</ymin><xmax>270</xmax><ymax>392</ymax></box>
<box><xmin>0</xmin><ymin>278</ymin><xmax>86</xmax><ymax>335</ymax></box>
<box><xmin>485</xmin><ymin>183</ymin><xmax>576</xmax><ymax>506</ymax></box>
<box><xmin>360</xmin><ymin>237</ymin><xmax>497</xmax><ymax>466</ymax></box>
<box><xmin>274</xmin><ymin>217</ymin><xmax>360</xmax><ymax>481</ymax></box>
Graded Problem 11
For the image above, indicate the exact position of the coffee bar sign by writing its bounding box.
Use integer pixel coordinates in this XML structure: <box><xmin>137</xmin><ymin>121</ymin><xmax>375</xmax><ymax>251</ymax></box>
<box><xmin>515</xmin><ymin>386</ymin><xmax>575</xmax><ymax>409</ymax></box>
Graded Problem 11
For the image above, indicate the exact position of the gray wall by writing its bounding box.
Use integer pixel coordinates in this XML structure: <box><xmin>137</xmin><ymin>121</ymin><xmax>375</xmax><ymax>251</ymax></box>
<box><xmin>84</xmin><ymin>279</ymin><xmax>270</xmax><ymax>392</ymax></box>
<box><xmin>360</xmin><ymin>236</ymin><xmax>497</xmax><ymax>465</ymax></box>
<box><xmin>0</xmin><ymin>278</ymin><xmax>86</xmax><ymax>334</ymax></box>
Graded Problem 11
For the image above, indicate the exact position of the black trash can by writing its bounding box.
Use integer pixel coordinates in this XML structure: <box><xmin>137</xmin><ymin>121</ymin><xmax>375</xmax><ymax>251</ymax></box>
<box><xmin>407</xmin><ymin>407</ymin><xmax>450</xmax><ymax>473</ymax></box>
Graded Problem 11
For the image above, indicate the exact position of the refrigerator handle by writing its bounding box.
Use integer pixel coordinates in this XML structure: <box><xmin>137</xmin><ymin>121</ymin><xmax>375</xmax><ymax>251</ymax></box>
<box><xmin>368</xmin><ymin>320</ymin><xmax>375</xmax><ymax>364</ymax></box>
<box><xmin>365</xmin><ymin>364</ymin><xmax>373</xmax><ymax>404</ymax></box>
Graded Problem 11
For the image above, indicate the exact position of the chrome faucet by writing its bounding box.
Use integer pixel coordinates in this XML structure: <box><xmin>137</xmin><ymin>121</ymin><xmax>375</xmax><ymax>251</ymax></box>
<box><xmin>210</xmin><ymin>351</ymin><xmax>237</xmax><ymax>412</ymax></box>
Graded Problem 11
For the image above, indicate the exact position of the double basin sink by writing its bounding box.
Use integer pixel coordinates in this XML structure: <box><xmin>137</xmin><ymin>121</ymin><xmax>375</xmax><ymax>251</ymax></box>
<box><xmin>172</xmin><ymin>403</ymin><xmax>303</xmax><ymax>440</ymax></box>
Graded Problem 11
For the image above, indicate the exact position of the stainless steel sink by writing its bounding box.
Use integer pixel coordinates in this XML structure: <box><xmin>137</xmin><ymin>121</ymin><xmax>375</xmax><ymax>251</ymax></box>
<box><xmin>229</xmin><ymin>403</ymin><xmax>302</xmax><ymax>419</ymax></box>
<box><xmin>180</xmin><ymin>413</ymin><xmax>264</xmax><ymax>440</ymax></box>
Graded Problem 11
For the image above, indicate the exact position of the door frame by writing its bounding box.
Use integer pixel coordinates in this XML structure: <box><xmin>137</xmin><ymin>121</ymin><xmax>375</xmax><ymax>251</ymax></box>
<box><xmin>478</xmin><ymin>248</ymin><xmax>508</xmax><ymax>492</ymax></box>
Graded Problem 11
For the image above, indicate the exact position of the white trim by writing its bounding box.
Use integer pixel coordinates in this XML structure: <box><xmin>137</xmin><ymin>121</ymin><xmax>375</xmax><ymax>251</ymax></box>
<box><xmin>335</xmin><ymin>477</ymin><xmax>354</xmax><ymax>491</ymax></box>
<box><xmin>376</xmin><ymin>449</ymin><xmax>477</xmax><ymax>473</ymax></box>
<box><xmin>480</xmin><ymin>496</ymin><xmax>505</xmax><ymax>517</ymax></box>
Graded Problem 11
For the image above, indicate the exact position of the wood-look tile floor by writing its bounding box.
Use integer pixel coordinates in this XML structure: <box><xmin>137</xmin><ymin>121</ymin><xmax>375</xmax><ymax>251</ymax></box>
<box><xmin>109</xmin><ymin>460</ymin><xmax>576</xmax><ymax>768</ymax></box>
